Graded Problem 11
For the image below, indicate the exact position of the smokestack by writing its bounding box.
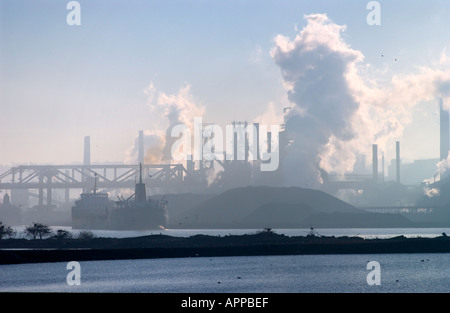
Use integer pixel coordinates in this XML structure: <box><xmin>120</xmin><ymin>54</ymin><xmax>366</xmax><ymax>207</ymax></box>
<box><xmin>83</xmin><ymin>136</ymin><xmax>90</xmax><ymax>166</ymax></box>
<box><xmin>396</xmin><ymin>141</ymin><xmax>401</xmax><ymax>184</ymax></box>
<box><xmin>233</xmin><ymin>124</ymin><xmax>239</xmax><ymax>161</ymax></box>
<box><xmin>135</xmin><ymin>163</ymin><xmax>147</xmax><ymax>202</ymax></box>
<box><xmin>253</xmin><ymin>123</ymin><xmax>260</xmax><ymax>161</ymax></box>
<box><xmin>440</xmin><ymin>99</ymin><xmax>449</xmax><ymax>161</ymax></box>
<box><xmin>83</xmin><ymin>136</ymin><xmax>91</xmax><ymax>192</ymax></box>
<box><xmin>65</xmin><ymin>170</ymin><xmax>70</xmax><ymax>203</ymax></box>
<box><xmin>372</xmin><ymin>144</ymin><xmax>378</xmax><ymax>183</ymax></box>
<box><xmin>245</xmin><ymin>131</ymin><xmax>249</xmax><ymax>162</ymax></box>
<box><xmin>187</xmin><ymin>155</ymin><xmax>194</xmax><ymax>172</ymax></box>
<box><xmin>138</xmin><ymin>130</ymin><xmax>144</xmax><ymax>164</ymax></box>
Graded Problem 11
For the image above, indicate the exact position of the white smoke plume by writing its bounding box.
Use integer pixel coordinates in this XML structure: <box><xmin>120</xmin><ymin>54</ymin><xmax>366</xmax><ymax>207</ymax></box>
<box><xmin>125</xmin><ymin>83</ymin><xmax>205</xmax><ymax>164</ymax></box>
<box><xmin>124</xmin><ymin>130</ymin><xmax>165</xmax><ymax>164</ymax></box>
<box><xmin>424</xmin><ymin>187</ymin><xmax>440</xmax><ymax>198</ymax></box>
<box><xmin>270</xmin><ymin>14</ymin><xmax>450</xmax><ymax>188</ymax></box>
<box><xmin>146</xmin><ymin>83</ymin><xmax>205</xmax><ymax>162</ymax></box>
<box><xmin>422</xmin><ymin>152</ymin><xmax>450</xmax><ymax>198</ymax></box>
<box><xmin>253</xmin><ymin>101</ymin><xmax>285</xmax><ymax>127</ymax></box>
<box><xmin>436</xmin><ymin>152</ymin><xmax>450</xmax><ymax>180</ymax></box>
<box><xmin>270</xmin><ymin>14</ymin><xmax>364</xmax><ymax>187</ymax></box>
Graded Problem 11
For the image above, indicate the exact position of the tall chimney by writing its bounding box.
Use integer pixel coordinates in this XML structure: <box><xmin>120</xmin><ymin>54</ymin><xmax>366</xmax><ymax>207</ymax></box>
<box><xmin>135</xmin><ymin>163</ymin><xmax>147</xmax><ymax>202</ymax></box>
<box><xmin>233</xmin><ymin>127</ymin><xmax>238</xmax><ymax>161</ymax></box>
<box><xmin>396</xmin><ymin>141</ymin><xmax>401</xmax><ymax>183</ymax></box>
<box><xmin>83</xmin><ymin>136</ymin><xmax>91</xmax><ymax>193</ymax></box>
<box><xmin>65</xmin><ymin>170</ymin><xmax>70</xmax><ymax>203</ymax></box>
<box><xmin>187</xmin><ymin>155</ymin><xmax>194</xmax><ymax>172</ymax></box>
<box><xmin>83</xmin><ymin>136</ymin><xmax>90</xmax><ymax>166</ymax></box>
<box><xmin>372</xmin><ymin>144</ymin><xmax>378</xmax><ymax>183</ymax></box>
<box><xmin>440</xmin><ymin>99</ymin><xmax>449</xmax><ymax>161</ymax></box>
<box><xmin>253</xmin><ymin>123</ymin><xmax>260</xmax><ymax>161</ymax></box>
<box><xmin>138</xmin><ymin>130</ymin><xmax>144</xmax><ymax>164</ymax></box>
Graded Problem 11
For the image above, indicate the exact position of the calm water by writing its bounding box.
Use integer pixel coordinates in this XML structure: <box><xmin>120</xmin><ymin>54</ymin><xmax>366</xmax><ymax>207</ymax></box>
<box><xmin>1</xmin><ymin>253</ymin><xmax>449</xmax><ymax>293</ymax></box>
<box><xmin>3</xmin><ymin>227</ymin><xmax>450</xmax><ymax>293</ymax></box>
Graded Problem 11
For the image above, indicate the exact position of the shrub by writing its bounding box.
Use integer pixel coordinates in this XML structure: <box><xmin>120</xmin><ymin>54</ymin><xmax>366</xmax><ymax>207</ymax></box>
<box><xmin>24</xmin><ymin>222</ymin><xmax>53</xmax><ymax>240</ymax></box>
<box><xmin>53</xmin><ymin>229</ymin><xmax>73</xmax><ymax>240</ymax></box>
<box><xmin>78</xmin><ymin>230</ymin><xmax>95</xmax><ymax>240</ymax></box>
<box><xmin>0</xmin><ymin>221</ymin><xmax>16</xmax><ymax>240</ymax></box>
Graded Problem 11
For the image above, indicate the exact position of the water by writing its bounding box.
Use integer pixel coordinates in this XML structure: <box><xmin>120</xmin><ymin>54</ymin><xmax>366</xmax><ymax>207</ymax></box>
<box><xmin>3</xmin><ymin>227</ymin><xmax>450</xmax><ymax>293</ymax></box>
<box><xmin>1</xmin><ymin>254</ymin><xmax>449</xmax><ymax>293</ymax></box>
<box><xmin>11</xmin><ymin>226</ymin><xmax>450</xmax><ymax>239</ymax></box>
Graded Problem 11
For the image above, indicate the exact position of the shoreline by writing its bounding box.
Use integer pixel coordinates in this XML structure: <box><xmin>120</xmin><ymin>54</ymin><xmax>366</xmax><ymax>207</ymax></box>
<box><xmin>1</xmin><ymin>231</ymin><xmax>450</xmax><ymax>264</ymax></box>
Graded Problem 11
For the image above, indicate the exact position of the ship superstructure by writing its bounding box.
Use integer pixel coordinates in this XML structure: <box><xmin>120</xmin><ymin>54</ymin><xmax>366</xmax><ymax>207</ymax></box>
<box><xmin>72</xmin><ymin>164</ymin><xmax>168</xmax><ymax>230</ymax></box>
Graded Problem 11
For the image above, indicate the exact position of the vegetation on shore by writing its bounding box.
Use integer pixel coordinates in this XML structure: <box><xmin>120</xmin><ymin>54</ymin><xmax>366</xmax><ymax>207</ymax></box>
<box><xmin>0</xmin><ymin>221</ymin><xmax>95</xmax><ymax>241</ymax></box>
<box><xmin>1</xmin><ymin>222</ymin><xmax>450</xmax><ymax>265</ymax></box>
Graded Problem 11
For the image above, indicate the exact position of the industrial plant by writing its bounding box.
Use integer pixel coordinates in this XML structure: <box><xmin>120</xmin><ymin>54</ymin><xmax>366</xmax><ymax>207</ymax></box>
<box><xmin>0</xmin><ymin>100</ymin><xmax>449</xmax><ymax>229</ymax></box>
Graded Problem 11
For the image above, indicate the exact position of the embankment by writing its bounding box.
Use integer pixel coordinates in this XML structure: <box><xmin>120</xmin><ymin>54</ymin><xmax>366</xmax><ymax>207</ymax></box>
<box><xmin>1</xmin><ymin>231</ymin><xmax>450</xmax><ymax>264</ymax></box>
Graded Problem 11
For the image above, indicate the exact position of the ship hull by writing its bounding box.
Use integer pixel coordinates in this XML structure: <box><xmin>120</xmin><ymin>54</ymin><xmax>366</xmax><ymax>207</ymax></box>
<box><xmin>109</xmin><ymin>203</ymin><xmax>168</xmax><ymax>230</ymax></box>
<box><xmin>72</xmin><ymin>198</ymin><xmax>168</xmax><ymax>231</ymax></box>
<box><xmin>71</xmin><ymin>165</ymin><xmax>168</xmax><ymax>231</ymax></box>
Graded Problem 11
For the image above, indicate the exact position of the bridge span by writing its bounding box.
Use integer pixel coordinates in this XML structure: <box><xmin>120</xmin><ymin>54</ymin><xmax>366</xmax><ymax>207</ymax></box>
<box><xmin>0</xmin><ymin>163</ymin><xmax>195</xmax><ymax>206</ymax></box>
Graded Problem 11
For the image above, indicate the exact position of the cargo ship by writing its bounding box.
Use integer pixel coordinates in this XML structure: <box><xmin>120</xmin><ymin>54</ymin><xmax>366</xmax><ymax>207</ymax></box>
<box><xmin>72</xmin><ymin>164</ymin><xmax>168</xmax><ymax>230</ymax></box>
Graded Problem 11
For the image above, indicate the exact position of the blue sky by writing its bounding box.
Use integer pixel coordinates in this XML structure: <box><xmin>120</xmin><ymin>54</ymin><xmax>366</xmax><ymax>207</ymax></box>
<box><xmin>1</xmin><ymin>0</ymin><xmax>450</xmax><ymax>168</ymax></box>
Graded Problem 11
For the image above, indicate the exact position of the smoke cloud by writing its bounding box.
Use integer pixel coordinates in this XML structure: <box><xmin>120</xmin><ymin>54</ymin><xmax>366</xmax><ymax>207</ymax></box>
<box><xmin>124</xmin><ymin>15</ymin><xmax>450</xmax><ymax>193</ymax></box>
<box><xmin>437</xmin><ymin>152</ymin><xmax>450</xmax><ymax>180</ymax></box>
<box><xmin>253</xmin><ymin>101</ymin><xmax>284</xmax><ymax>128</ymax></box>
<box><xmin>270</xmin><ymin>14</ymin><xmax>363</xmax><ymax>187</ymax></box>
<box><xmin>125</xmin><ymin>83</ymin><xmax>206</xmax><ymax>164</ymax></box>
<box><xmin>145</xmin><ymin>83</ymin><xmax>205</xmax><ymax>162</ymax></box>
<box><xmin>270</xmin><ymin>14</ymin><xmax>450</xmax><ymax>188</ymax></box>
<box><xmin>423</xmin><ymin>152</ymin><xmax>449</xmax><ymax>198</ymax></box>
<box><xmin>125</xmin><ymin>130</ymin><xmax>165</xmax><ymax>164</ymax></box>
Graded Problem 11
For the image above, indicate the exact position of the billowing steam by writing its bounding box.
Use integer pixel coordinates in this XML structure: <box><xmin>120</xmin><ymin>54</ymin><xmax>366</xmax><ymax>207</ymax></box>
<box><xmin>146</xmin><ymin>83</ymin><xmax>205</xmax><ymax>162</ymax></box>
<box><xmin>433</xmin><ymin>152</ymin><xmax>450</xmax><ymax>185</ymax></box>
<box><xmin>423</xmin><ymin>153</ymin><xmax>449</xmax><ymax>198</ymax></box>
<box><xmin>125</xmin><ymin>14</ymin><xmax>450</xmax><ymax>194</ymax></box>
<box><xmin>270</xmin><ymin>13</ymin><xmax>450</xmax><ymax>188</ymax></box>
<box><xmin>126</xmin><ymin>83</ymin><xmax>205</xmax><ymax>164</ymax></box>
<box><xmin>270</xmin><ymin>14</ymin><xmax>364</xmax><ymax>187</ymax></box>
<box><xmin>125</xmin><ymin>130</ymin><xmax>165</xmax><ymax>164</ymax></box>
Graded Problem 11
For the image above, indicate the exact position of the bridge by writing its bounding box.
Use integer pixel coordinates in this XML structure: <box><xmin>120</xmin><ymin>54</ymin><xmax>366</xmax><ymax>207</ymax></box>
<box><xmin>0</xmin><ymin>163</ymin><xmax>195</xmax><ymax>206</ymax></box>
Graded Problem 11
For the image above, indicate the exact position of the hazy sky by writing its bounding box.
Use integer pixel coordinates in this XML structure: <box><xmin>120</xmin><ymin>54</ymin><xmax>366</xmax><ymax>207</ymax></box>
<box><xmin>1</xmin><ymin>0</ymin><xmax>450</xmax><ymax>168</ymax></box>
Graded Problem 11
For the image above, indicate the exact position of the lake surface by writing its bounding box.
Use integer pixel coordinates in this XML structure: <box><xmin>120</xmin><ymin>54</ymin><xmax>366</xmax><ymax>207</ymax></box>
<box><xmin>3</xmin><ymin>227</ymin><xmax>450</xmax><ymax>293</ymax></box>
<box><xmin>1</xmin><ymin>253</ymin><xmax>449</xmax><ymax>293</ymax></box>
